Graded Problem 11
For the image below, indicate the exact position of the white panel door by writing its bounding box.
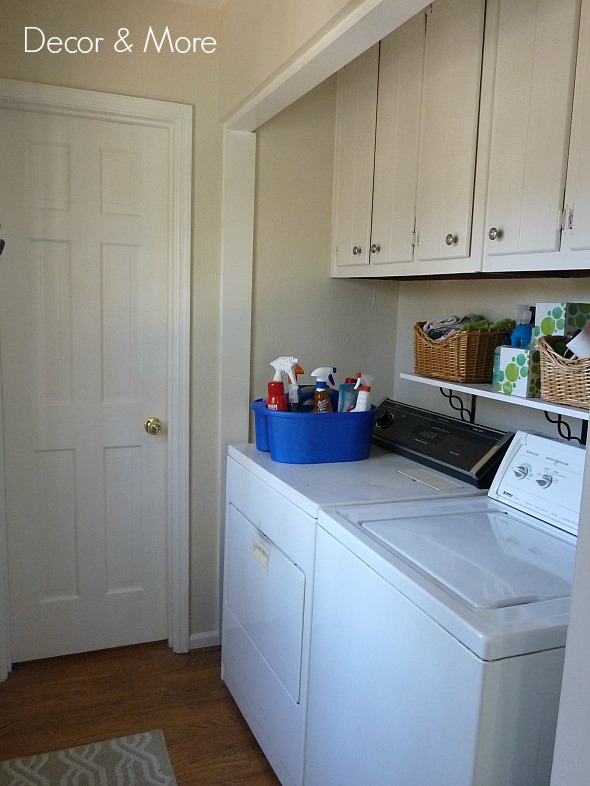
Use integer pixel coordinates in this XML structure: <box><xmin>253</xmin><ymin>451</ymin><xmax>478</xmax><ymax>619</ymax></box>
<box><xmin>0</xmin><ymin>108</ymin><xmax>170</xmax><ymax>661</ymax></box>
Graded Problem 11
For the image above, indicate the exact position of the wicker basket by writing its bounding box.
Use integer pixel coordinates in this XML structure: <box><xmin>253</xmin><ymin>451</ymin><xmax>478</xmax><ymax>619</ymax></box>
<box><xmin>413</xmin><ymin>322</ymin><xmax>509</xmax><ymax>383</ymax></box>
<box><xmin>539</xmin><ymin>337</ymin><xmax>590</xmax><ymax>409</ymax></box>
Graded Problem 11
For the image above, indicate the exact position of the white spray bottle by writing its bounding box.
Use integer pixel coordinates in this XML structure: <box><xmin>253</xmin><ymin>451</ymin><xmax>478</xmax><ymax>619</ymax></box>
<box><xmin>351</xmin><ymin>374</ymin><xmax>374</xmax><ymax>412</ymax></box>
<box><xmin>270</xmin><ymin>357</ymin><xmax>304</xmax><ymax>411</ymax></box>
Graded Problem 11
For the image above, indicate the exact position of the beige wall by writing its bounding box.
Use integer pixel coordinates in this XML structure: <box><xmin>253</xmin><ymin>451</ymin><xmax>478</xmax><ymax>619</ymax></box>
<box><xmin>253</xmin><ymin>72</ymin><xmax>590</xmax><ymax>444</ymax></box>
<box><xmin>0</xmin><ymin>0</ymin><xmax>224</xmax><ymax>641</ymax></box>
<box><xmin>251</xmin><ymin>62</ymin><xmax>590</xmax><ymax>445</ymax></box>
<box><xmin>252</xmin><ymin>76</ymin><xmax>399</xmax><ymax>408</ymax></box>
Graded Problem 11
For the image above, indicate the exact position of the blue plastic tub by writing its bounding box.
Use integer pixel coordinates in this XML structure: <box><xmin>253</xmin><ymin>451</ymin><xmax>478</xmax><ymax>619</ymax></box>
<box><xmin>250</xmin><ymin>399</ymin><xmax>376</xmax><ymax>464</ymax></box>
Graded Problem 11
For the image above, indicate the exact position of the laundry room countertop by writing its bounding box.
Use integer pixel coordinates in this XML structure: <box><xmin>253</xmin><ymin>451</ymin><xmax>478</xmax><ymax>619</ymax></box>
<box><xmin>227</xmin><ymin>443</ymin><xmax>476</xmax><ymax>518</ymax></box>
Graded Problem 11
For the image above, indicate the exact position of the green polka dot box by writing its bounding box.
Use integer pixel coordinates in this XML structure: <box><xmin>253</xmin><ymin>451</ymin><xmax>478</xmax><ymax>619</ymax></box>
<box><xmin>494</xmin><ymin>346</ymin><xmax>542</xmax><ymax>398</ymax></box>
<box><xmin>533</xmin><ymin>302</ymin><xmax>590</xmax><ymax>347</ymax></box>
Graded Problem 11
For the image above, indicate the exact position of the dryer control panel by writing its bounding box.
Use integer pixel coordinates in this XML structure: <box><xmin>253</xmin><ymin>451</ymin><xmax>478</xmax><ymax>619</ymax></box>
<box><xmin>373</xmin><ymin>399</ymin><xmax>513</xmax><ymax>488</ymax></box>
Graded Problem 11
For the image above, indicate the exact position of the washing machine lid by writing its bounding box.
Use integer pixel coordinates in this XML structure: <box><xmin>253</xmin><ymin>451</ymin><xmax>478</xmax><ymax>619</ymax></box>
<box><xmin>487</xmin><ymin>431</ymin><xmax>585</xmax><ymax>535</ymax></box>
<box><xmin>361</xmin><ymin>500</ymin><xmax>576</xmax><ymax>611</ymax></box>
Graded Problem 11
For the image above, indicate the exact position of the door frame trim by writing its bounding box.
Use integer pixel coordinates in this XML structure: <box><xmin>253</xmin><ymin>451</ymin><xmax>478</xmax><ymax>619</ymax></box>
<box><xmin>0</xmin><ymin>79</ymin><xmax>192</xmax><ymax>670</ymax></box>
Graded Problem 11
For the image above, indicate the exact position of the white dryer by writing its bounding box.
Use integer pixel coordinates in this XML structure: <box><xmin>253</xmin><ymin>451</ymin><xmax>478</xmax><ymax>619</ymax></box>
<box><xmin>305</xmin><ymin>432</ymin><xmax>586</xmax><ymax>786</ymax></box>
<box><xmin>222</xmin><ymin>402</ymin><xmax>511</xmax><ymax>786</ymax></box>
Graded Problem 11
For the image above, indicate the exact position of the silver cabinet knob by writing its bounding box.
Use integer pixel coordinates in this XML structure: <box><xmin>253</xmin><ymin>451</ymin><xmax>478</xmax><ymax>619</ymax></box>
<box><xmin>488</xmin><ymin>227</ymin><xmax>502</xmax><ymax>241</ymax></box>
<box><xmin>445</xmin><ymin>233</ymin><xmax>458</xmax><ymax>246</ymax></box>
<box><xmin>352</xmin><ymin>245</ymin><xmax>362</xmax><ymax>256</ymax></box>
<box><xmin>370</xmin><ymin>243</ymin><xmax>381</xmax><ymax>254</ymax></box>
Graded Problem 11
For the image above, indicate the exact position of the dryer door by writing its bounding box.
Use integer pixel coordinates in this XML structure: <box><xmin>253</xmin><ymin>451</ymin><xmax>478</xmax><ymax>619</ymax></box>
<box><xmin>225</xmin><ymin>503</ymin><xmax>306</xmax><ymax>702</ymax></box>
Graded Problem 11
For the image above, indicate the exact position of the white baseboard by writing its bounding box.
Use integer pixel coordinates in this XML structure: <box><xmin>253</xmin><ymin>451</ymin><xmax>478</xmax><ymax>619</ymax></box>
<box><xmin>189</xmin><ymin>630</ymin><xmax>220</xmax><ymax>650</ymax></box>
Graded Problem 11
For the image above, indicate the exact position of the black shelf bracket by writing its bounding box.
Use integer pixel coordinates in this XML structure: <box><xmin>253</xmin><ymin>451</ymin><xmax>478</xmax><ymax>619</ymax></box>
<box><xmin>439</xmin><ymin>388</ymin><xmax>477</xmax><ymax>423</ymax></box>
<box><xmin>544</xmin><ymin>412</ymin><xmax>588</xmax><ymax>445</ymax></box>
<box><xmin>437</xmin><ymin>387</ymin><xmax>588</xmax><ymax>444</ymax></box>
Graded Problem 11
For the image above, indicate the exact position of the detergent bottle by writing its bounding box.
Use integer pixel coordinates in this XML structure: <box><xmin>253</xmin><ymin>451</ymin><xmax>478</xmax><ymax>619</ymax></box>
<box><xmin>266</xmin><ymin>381</ymin><xmax>288</xmax><ymax>411</ymax></box>
<box><xmin>351</xmin><ymin>374</ymin><xmax>374</xmax><ymax>412</ymax></box>
<box><xmin>311</xmin><ymin>367</ymin><xmax>336</xmax><ymax>413</ymax></box>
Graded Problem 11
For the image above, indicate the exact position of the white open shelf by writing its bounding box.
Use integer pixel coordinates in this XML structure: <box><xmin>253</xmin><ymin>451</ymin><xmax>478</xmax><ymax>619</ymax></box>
<box><xmin>400</xmin><ymin>373</ymin><xmax>590</xmax><ymax>421</ymax></box>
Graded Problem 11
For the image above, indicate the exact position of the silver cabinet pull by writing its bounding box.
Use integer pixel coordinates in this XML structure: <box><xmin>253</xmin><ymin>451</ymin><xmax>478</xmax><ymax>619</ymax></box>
<box><xmin>370</xmin><ymin>243</ymin><xmax>381</xmax><ymax>254</ymax></box>
<box><xmin>488</xmin><ymin>227</ymin><xmax>503</xmax><ymax>241</ymax></box>
<box><xmin>352</xmin><ymin>245</ymin><xmax>362</xmax><ymax>255</ymax></box>
<box><xmin>445</xmin><ymin>234</ymin><xmax>458</xmax><ymax>246</ymax></box>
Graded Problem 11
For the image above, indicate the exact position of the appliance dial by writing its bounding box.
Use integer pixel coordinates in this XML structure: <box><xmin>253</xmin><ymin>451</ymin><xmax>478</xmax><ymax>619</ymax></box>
<box><xmin>536</xmin><ymin>474</ymin><xmax>553</xmax><ymax>489</ymax></box>
<box><xmin>513</xmin><ymin>464</ymin><xmax>530</xmax><ymax>479</ymax></box>
<box><xmin>376</xmin><ymin>411</ymin><xmax>394</xmax><ymax>430</ymax></box>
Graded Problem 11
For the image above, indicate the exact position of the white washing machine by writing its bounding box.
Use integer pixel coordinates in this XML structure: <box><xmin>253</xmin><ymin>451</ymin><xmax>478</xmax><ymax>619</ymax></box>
<box><xmin>221</xmin><ymin>401</ymin><xmax>512</xmax><ymax>786</ymax></box>
<box><xmin>305</xmin><ymin>432</ymin><xmax>586</xmax><ymax>786</ymax></box>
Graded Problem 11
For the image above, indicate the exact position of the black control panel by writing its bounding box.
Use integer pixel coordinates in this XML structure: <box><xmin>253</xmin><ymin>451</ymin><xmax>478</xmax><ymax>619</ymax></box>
<box><xmin>372</xmin><ymin>399</ymin><xmax>514</xmax><ymax>488</ymax></box>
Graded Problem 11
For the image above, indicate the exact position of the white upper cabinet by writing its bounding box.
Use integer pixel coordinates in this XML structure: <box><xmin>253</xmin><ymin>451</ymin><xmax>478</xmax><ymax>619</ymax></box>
<box><xmin>332</xmin><ymin>45</ymin><xmax>379</xmax><ymax>270</ymax></box>
<box><xmin>332</xmin><ymin>0</ymin><xmax>590</xmax><ymax>278</ymax></box>
<box><xmin>562</xmin><ymin>0</ymin><xmax>590</xmax><ymax>264</ymax></box>
<box><xmin>332</xmin><ymin>0</ymin><xmax>486</xmax><ymax>278</ymax></box>
<box><xmin>482</xmin><ymin>0</ymin><xmax>581</xmax><ymax>273</ymax></box>
<box><xmin>414</xmin><ymin>0</ymin><xmax>485</xmax><ymax>270</ymax></box>
<box><xmin>369</xmin><ymin>14</ymin><xmax>425</xmax><ymax>271</ymax></box>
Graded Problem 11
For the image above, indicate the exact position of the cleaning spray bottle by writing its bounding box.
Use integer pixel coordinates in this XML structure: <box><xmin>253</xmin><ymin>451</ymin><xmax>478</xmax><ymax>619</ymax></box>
<box><xmin>311</xmin><ymin>367</ymin><xmax>337</xmax><ymax>413</ymax></box>
<box><xmin>269</xmin><ymin>357</ymin><xmax>304</xmax><ymax>411</ymax></box>
<box><xmin>510</xmin><ymin>305</ymin><xmax>534</xmax><ymax>349</ymax></box>
<box><xmin>351</xmin><ymin>374</ymin><xmax>374</xmax><ymax>412</ymax></box>
<box><xmin>267</xmin><ymin>358</ymin><xmax>289</xmax><ymax>411</ymax></box>
<box><xmin>338</xmin><ymin>373</ymin><xmax>361</xmax><ymax>412</ymax></box>
<box><xmin>287</xmin><ymin>361</ymin><xmax>305</xmax><ymax>412</ymax></box>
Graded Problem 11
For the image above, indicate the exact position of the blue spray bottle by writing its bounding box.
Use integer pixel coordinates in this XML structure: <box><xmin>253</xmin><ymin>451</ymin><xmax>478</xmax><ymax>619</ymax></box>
<box><xmin>510</xmin><ymin>305</ymin><xmax>533</xmax><ymax>348</ymax></box>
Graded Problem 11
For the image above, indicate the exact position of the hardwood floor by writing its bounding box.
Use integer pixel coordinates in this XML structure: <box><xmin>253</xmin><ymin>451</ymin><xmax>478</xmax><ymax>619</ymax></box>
<box><xmin>0</xmin><ymin>641</ymin><xmax>280</xmax><ymax>785</ymax></box>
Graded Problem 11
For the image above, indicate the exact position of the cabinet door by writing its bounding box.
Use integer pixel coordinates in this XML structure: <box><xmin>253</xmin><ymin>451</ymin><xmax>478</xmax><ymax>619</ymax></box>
<box><xmin>483</xmin><ymin>0</ymin><xmax>580</xmax><ymax>273</ymax></box>
<box><xmin>332</xmin><ymin>45</ymin><xmax>379</xmax><ymax>271</ymax></box>
<box><xmin>369</xmin><ymin>15</ymin><xmax>425</xmax><ymax>269</ymax></box>
<box><xmin>562</xmin><ymin>0</ymin><xmax>590</xmax><ymax>266</ymax></box>
<box><xmin>414</xmin><ymin>0</ymin><xmax>485</xmax><ymax>270</ymax></box>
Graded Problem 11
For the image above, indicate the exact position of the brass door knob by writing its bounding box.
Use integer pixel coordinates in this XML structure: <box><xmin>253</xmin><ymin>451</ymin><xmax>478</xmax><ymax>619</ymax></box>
<box><xmin>144</xmin><ymin>417</ymin><xmax>162</xmax><ymax>435</ymax></box>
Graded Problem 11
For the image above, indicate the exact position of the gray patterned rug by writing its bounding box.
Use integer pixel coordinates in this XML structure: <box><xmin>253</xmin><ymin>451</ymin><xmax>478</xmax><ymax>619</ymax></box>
<box><xmin>0</xmin><ymin>729</ymin><xmax>177</xmax><ymax>785</ymax></box>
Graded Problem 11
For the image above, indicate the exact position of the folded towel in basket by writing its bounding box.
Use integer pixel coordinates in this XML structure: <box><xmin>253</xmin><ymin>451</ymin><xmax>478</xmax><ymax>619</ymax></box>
<box><xmin>423</xmin><ymin>313</ymin><xmax>481</xmax><ymax>340</ymax></box>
